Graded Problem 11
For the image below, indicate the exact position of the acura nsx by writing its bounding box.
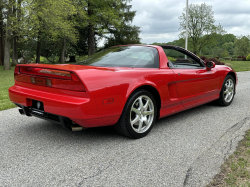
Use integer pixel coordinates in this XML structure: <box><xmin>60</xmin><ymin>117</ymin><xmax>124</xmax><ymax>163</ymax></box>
<box><xmin>9</xmin><ymin>45</ymin><xmax>237</xmax><ymax>138</ymax></box>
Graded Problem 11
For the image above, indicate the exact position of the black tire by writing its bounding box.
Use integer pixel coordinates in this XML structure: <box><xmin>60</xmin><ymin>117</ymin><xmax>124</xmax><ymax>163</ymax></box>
<box><xmin>115</xmin><ymin>90</ymin><xmax>157</xmax><ymax>139</ymax></box>
<box><xmin>218</xmin><ymin>75</ymin><xmax>235</xmax><ymax>106</ymax></box>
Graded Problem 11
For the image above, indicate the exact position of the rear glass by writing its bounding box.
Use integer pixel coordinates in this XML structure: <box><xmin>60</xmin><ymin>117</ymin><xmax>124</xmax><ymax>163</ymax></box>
<box><xmin>77</xmin><ymin>46</ymin><xmax>159</xmax><ymax>68</ymax></box>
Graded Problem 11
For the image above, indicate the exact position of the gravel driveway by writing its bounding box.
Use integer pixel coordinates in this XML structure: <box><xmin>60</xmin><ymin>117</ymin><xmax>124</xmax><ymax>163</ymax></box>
<box><xmin>1</xmin><ymin>71</ymin><xmax>250</xmax><ymax>187</ymax></box>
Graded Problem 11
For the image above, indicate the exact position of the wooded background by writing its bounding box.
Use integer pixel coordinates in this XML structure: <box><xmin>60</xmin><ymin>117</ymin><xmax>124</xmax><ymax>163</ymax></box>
<box><xmin>0</xmin><ymin>0</ymin><xmax>140</xmax><ymax>70</ymax></box>
<box><xmin>1</xmin><ymin>1</ymin><xmax>250</xmax><ymax>71</ymax></box>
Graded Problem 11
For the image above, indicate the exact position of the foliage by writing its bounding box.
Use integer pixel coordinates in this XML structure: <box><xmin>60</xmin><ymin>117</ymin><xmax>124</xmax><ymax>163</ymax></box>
<box><xmin>221</xmin><ymin>50</ymin><xmax>229</xmax><ymax>58</ymax></box>
<box><xmin>179</xmin><ymin>3</ymin><xmax>226</xmax><ymax>54</ymax></box>
<box><xmin>165</xmin><ymin>38</ymin><xmax>185</xmax><ymax>48</ymax></box>
<box><xmin>200</xmin><ymin>56</ymin><xmax>206</xmax><ymax>60</ymax></box>
<box><xmin>234</xmin><ymin>35</ymin><xmax>250</xmax><ymax>56</ymax></box>
<box><xmin>246</xmin><ymin>54</ymin><xmax>250</xmax><ymax>61</ymax></box>
<box><xmin>0</xmin><ymin>0</ymin><xmax>140</xmax><ymax>68</ymax></box>
<box><xmin>166</xmin><ymin>56</ymin><xmax>176</xmax><ymax>62</ymax></box>
<box><xmin>72</xmin><ymin>26</ymin><xmax>89</xmax><ymax>56</ymax></box>
<box><xmin>211</xmin><ymin>47</ymin><xmax>226</xmax><ymax>58</ymax></box>
<box><xmin>201</xmin><ymin>56</ymin><xmax>225</xmax><ymax>65</ymax></box>
<box><xmin>24</xmin><ymin>0</ymin><xmax>82</xmax><ymax>42</ymax></box>
<box><xmin>60</xmin><ymin>0</ymin><xmax>141</xmax><ymax>56</ymax></box>
<box><xmin>104</xmin><ymin>24</ymin><xmax>140</xmax><ymax>48</ymax></box>
<box><xmin>103</xmin><ymin>1</ymin><xmax>140</xmax><ymax>48</ymax></box>
<box><xmin>221</xmin><ymin>42</ymin><xmax>234</xmax><ymax>55</ymax></box>
<box><xmin>150</xmin><ymin>42</ymin><xmax>166</xmax><ymax>45</ymax></box>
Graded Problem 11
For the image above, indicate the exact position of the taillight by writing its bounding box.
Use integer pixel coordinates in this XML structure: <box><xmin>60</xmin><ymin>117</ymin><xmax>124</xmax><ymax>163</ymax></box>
<box><xmin>38</xmin><ymin>69</ymin><xmax>71</xmax><ymax>78</ymax></box>
<box><xmin>14</xmin><ymin>67</ymin><xmax>86</xmax><ymax>92</ymax></box>
<box><xmin>45</xmin><ymin>75</ymin><xmax>86</xmax><ymax>91</ymax></box>
<box><xmin>14</xmin><ymin>66</ymin><xmax>20</xmax><ymax>74</ymax></box>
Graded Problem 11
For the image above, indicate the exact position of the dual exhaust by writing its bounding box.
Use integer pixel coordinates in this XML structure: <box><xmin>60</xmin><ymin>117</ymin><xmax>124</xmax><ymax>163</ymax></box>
<box><xmin>19</xmin><ymin>108</ymin><xmax>85</xmax><ymax>131</ymax></box>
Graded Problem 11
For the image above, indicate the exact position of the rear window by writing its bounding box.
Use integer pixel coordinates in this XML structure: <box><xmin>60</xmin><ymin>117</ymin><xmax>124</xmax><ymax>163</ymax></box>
<box><xmin>77</xmin><ymin>46</ymin><xmax>159</xmax><ymax>68</ymax></box>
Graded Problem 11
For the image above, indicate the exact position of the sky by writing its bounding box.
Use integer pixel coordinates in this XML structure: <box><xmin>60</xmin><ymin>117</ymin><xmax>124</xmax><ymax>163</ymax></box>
<box><xmin>129</xmin><ymin>0</ymin><xmax>250</xmax><ymax>44</ymax></box>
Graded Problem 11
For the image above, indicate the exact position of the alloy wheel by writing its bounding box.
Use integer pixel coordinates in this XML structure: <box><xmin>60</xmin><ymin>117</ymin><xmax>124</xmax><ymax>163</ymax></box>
<box><xmin>130</xmin><ymin>95</ymin><xmax>154</xmax><ymax>133</ymax></box>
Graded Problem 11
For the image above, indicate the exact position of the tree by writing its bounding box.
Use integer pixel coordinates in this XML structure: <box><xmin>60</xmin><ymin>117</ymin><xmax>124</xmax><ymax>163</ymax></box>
<box><xmin>12</xmin><ymin>0</ymin><xmax>22</xmax><ymax>66</ymax></box>
<box><xmin>179</xmin><ymin>3</ymin><xmax>225</xmax><ymax>54</ymax></box>
<box><xmin>24</xmin><ymin>0</ymin><xmax>84</xmax><ymax>63</ymax></box>
<box><xmin>166</xmin><ymin>38</ymin><xmax>185</xmax><ymax>48</ymax></box>
<box><xmin>72</xmin><ymin>0</ymin><xmax>140</xmax><ymax>56</ymax></box>
<box><xmin>234</xmin><ymin>35</ymin><xmax>250</xmax><ymax>56</ymax></box>
<box><xmin>0</xmin><ymin>0</ymin><xmax>4</xmax><ymax>66</ymax></box>
<box><xmin>103</xmin><ymin>1</ymin><xmax>140</xmax><ymax>48</ymax></box>
<box><xmin>86</xmin><ymin>0</ymin><xmax>132</xmax><ymax>56</ymax></box>
<box><xmin>222</xmin><ymin>42</ymin><xmax>234</xmax><ymax>55</ymax></box>
<box><xmin>221</xmin><ymin>50</ymin><xmax>229</xmax><ymax>58</ymax></box>
<box><xmin>3</xmin><ymin>0</ymin><xmax>13</xmax><ymax>70</ymax></box>
<box><xmin>0</xmin><ymin>0</ymin><xmax>140</xmax><ymax>66</ymax></box>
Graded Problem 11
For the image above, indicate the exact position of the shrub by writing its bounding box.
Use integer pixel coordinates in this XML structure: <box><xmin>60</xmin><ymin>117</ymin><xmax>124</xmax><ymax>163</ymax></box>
<box><xmin>246</xmin><ymin>54</ymin><xmax>250</xmax><ymax>61</ymax></box>
<box><xmin>195</xmin><ymin>55</ymin><xmax>225</xmax><ymax>65</ymax></box>
<box><xmin>231</xmin><ymin>58</ymin><xmax>237</xmax><ymax>61</ymax></box>
<box><xmin>40</xmin><ymin>56</ymin><xmax>49</xmax><ymax>64</ymax></box>
<box><xmin>243</xmin><ymin>56</ymin><xmax>246</xmax><ymax>61</ymax></box>
<box><xmin>238</xmin><ymin>58</ymin><xmax>243</xmax><ymax>61</ymax></box>
<box><xmin>167</xmin><ymin>56</ymin><xmax>176</xmax><ymax>62</ymax></box>
<box><xmin>200</xmin><ymin>56</ymin><xmax>207</xmax><ymax>60</ymax></box>
<box><xmin>204</xmin><ymin>58</ymin><xmax>225</xmax><ymax>65</ymax></box>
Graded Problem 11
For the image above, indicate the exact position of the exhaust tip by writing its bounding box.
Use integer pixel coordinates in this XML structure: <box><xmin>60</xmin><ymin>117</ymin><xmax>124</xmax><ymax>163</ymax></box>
<box><xmin>70</xmin><ymin>121</ymin><xmax>86</xmax><ymax>131</ymax></box>
<box><xmin>71</xmin><ymin>126</ymin><xmax>84</xmax><ymax>131</ymax></box>
<box><xmin>19</xmin><ymin>109</ymin><xmax>25</xmax><ymax>115</ymax></box>
<box><xmin>63</xmin><ymin>119</ymin><xmax>86</xmax><ymax>131</ymax></box>
<box><xmin>19</xmin><ymin>108</ymin><xmax>32</xmax><ymax>116</ymax></box>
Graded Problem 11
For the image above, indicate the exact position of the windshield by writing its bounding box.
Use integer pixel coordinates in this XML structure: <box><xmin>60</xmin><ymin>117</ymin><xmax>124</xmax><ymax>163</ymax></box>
<box><xmin>77</xmin><ymin>46</ymin><xmax>159</xmax><ymax>68</ymax></box>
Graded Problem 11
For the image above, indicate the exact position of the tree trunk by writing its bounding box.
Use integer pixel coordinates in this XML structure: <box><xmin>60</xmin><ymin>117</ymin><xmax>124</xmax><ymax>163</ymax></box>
<box><xmin>12</xmin><ymin>37</ymin><xmax>17</xmax><ymax>65</ymax></box>
<box><xmin>88</xmin><ymin>24</ymin><xmax>95</xmax><ymax>56</ymax></box>
<box><xmin>4</xmin><ymin>0</ymin><xmax>13</xmax><ymax>70</ymax></box>
<box><xmin>88</xmin><ymin>2</ymin><xmax>95</xmax><ymax>56</ymax></box>
<box><xmin>4</xmin><ymin>28</ymin><xmax>11</xmax><ymax>70</ymax></box>
<box><xmin>36</xmin><ymin>30</ymin><xmax>41</xmax><ymax>63</ymax></box>
<box><xmin>60</xmin><ymin>37</ymin><xmax>66</xmax><ymax>64</ymax></box>
<box><xmin>0</xmin><ymin>2</ymin><xmax>4</xmax><ymax>66</ymax></box>
<box><xmin>12</xmin><ymin>1</ymin><xmax>18</xmax><ymax>65</ymax></box>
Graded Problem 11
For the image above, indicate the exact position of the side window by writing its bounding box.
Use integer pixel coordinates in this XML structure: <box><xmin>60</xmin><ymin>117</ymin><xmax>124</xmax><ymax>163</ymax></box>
<box><xmin>163</xmin><ymin>48</ymin><xmax>203</xmax><ymax>69</ymax></box>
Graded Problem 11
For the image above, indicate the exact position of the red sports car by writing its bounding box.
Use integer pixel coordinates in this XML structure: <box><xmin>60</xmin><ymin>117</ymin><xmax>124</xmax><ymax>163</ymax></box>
<box><xmin>9</xmin><ymin>45</ymin><xmax>237</xmax><ymax>138</ymax></box>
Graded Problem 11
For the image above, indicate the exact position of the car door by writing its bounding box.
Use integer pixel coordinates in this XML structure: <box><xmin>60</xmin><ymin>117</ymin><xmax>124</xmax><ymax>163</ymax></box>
<box><xmin>162</xmin><ymin>46</ymin><xmax>221</xmax><ymax>108</ymax></box>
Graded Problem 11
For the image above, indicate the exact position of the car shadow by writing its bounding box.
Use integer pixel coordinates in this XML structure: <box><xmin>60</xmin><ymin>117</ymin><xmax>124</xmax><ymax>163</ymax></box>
<box><xmin>18</xmin><ymin>100</ymin><xmax>223</xmax><ymax>145</ymax></box>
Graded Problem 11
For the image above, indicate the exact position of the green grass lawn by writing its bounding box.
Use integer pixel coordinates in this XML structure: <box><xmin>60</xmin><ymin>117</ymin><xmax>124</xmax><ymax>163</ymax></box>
<box><xmin>0</xmin><ymin>66</ymin><xmax>16</xmax><ymax>111</ymax></box>
<box><xmin>224</xmin><ymin>61</ymin><xmax>250</xmax><ymax>72</ymax></box>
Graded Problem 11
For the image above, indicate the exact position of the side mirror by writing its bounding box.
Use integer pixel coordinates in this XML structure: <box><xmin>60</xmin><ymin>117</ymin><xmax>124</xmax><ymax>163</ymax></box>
<box><xmin>206</xmin><ymin>61</ymin><xmax>215</xmax><ymax>70</ymax></box>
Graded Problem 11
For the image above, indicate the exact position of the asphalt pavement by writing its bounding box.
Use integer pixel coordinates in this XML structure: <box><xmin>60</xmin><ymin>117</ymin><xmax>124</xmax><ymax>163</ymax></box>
<box><xmin>1</xmin><ymin>71</ymin><xmax>250</xmax><ymax>187</ymax></box>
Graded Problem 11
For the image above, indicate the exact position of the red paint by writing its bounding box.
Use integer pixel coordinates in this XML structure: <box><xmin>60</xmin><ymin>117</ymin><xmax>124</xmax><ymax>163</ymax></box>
<box><xmin>9</xmin><ymin>45</ymin><xmax>237</xmax><ymax>128</ymax></box>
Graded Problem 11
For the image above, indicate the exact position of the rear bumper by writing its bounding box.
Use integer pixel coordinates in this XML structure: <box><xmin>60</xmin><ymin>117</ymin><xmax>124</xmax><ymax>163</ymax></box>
<box><xmin>16</xmin><ymin>103</ymin><xmax>75</xmax><ymax>129</ymax></box>
<box><xmin>9</xmin><ymin>85</ymin><xmax>120</xmax><ymax>128</ymax></box>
